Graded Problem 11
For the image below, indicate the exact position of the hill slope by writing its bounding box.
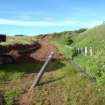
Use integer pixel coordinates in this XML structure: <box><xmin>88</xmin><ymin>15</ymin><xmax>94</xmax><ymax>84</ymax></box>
<box><xmin>74</xmin><ymin>23</ymin><xmax>105</xmax><ymax>85</ymax></box>
<box><xmin>51</xmin><ymin>29</ymin><xmax>105</xmax><ymax>105</ymax></box>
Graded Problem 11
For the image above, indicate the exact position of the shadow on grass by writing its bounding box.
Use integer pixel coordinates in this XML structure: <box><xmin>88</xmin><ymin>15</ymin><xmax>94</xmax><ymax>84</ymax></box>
<box><xmin>0</xmin><ymin>92</ymin><xmax>6</xmax><ymax>105</ymax></box>
<box><xmin>39</xmin><ymin>75</ymin><xmax>65</xmax><ymax>86</ymax></box>
<box><xmin>0</xmin><ymin>60</ymin><xmax>65</xmax><ymax>73</ymax></box>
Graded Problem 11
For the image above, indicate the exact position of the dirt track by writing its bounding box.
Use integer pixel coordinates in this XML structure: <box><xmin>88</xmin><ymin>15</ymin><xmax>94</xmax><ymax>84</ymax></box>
<box><xmin>30</xmin><ymin>35</ymin><xmax>59</xmax><ymax>61</ymax></box>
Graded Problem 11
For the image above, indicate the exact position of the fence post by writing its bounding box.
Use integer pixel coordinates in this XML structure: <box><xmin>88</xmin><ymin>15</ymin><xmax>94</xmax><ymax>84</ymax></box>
<box><xmin>85</xmin><ymin>47</ymin><xmax>88</xmax><ymax>56</ymax></box>
<box><xmin>81</xmin><ymin>48</ymin><xmax>83</xmax><ymax>55</ymax></box>
<box><xmin>78</xmin><ymin>48</ymin><xmax>80</xmax><ymax>54</ymax></box>
<box><xmin>29</xmin><ymin>52</ymin><xmax>54</xmax><ymax>91</ymax></box>
<box><xmin>90</xmin><ymin>47</ymin><xmax>93</xmax><ymax>56</ymax></box>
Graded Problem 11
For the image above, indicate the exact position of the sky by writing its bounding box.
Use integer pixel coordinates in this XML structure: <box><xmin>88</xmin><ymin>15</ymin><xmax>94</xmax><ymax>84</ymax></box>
<box><xmin>0</xmin><ymin>0</ymin><xmax>105</xmax><ymax>35</ymax></box>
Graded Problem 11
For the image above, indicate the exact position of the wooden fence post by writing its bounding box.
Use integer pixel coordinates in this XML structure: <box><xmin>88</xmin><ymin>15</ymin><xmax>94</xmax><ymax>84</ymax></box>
<box><xmin>85</xmin><ymin>47</ymin><xmax>88</xmax><ymax>56</ymax></box>
<box><xmin>90</xmin><ymin>47</ymin><xmax>93</xmax><ymax>56</ymax></box>
<box><xmin>29</xmin><ymin>52</ymin><xmax>54</xmax><ymax>91</ymax></box>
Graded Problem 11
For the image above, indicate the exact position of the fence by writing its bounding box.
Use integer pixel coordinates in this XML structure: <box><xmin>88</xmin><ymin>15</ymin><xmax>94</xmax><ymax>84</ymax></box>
<box><xmin>29</xmin><ymin>52</ymin><xmax>54</xmax><ymax>92</ymax></box>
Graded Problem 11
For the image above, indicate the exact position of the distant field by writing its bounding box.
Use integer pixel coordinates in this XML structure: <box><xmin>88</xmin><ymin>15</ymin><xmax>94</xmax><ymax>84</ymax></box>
<box><xmin>0</xmin><ymin>36</ymin><xmax>38</xmax><ymax>45</ymax></box>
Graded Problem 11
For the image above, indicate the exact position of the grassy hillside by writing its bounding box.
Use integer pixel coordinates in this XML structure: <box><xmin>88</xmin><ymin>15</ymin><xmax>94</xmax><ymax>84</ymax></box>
<box><xmin>51</xmin><ymin>32</ymin><xmax>105</xmax><ymax>105</ymax></box>
<box><xmin>0</xmin><ymin>36</ymin><xmax>37</xmax><ymax>45</ymax></box>
<box><xmin>73</xmin><ymin>23</ymin><xmax>105</xmax><ymax>85</ymax></box>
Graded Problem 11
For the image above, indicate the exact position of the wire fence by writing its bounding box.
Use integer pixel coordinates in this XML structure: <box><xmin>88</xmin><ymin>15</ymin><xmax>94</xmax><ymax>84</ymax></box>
<box><xmin>70</xmin><ymin>59</ymin><xmax>96</xmax><ymax>83</ymax></box>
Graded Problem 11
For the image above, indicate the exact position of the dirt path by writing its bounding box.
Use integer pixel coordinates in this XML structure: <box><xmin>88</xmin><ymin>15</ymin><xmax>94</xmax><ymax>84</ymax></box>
<box><xmin>30</xmin><ymin>35</ymin><xmax>60</xmax><ymax>61</ymax></box>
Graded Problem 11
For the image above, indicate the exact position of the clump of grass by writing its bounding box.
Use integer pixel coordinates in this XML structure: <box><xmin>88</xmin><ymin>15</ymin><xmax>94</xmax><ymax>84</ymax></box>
<box><xmin>5</xmin><ymin>91</ymin><xmax>19</xmax><ymax>105</ymax></box>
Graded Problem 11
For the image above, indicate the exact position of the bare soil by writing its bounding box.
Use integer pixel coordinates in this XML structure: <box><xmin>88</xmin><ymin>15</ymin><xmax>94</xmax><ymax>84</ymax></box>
<box><xmin>30</xmin><ymin>35</ymin><xmax>60</xmax><ymax>61</ymax></box>
<box><xmin>1</xmin><ymin>35</ymin><xmax>60</xmax><ymax>64</ymax></box>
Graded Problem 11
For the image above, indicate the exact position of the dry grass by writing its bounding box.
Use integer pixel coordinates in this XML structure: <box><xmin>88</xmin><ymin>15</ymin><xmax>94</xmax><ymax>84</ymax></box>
<box><xmin>0</xmin><ymin>36</ymin><xmax>37</xmax><ymax>45</ymax></box>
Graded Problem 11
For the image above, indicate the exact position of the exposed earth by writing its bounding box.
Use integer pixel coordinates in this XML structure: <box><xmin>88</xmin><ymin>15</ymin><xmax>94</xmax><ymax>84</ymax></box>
<box><xmin>1</xmin><ymin>35</ymin><xmax>60</xmax><ymax>64</ymax></box>
<box><xmin>30</xmin><ymin>35</ymin><xmax>60</xmax><ymax>61</ymax></box>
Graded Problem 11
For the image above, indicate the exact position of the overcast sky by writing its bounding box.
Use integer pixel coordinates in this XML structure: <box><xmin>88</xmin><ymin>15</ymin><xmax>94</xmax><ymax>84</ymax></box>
<box><xmin>0</xmin><ymin>0</ymin><xmax>104</xmax><ymax>35</ymax></box>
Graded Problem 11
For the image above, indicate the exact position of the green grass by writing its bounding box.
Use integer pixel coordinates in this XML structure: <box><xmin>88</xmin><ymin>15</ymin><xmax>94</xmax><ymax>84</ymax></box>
<box><xmin>63</xmin><ymin>62</ymin><xmax>105</xmax><ymax>105</ymax></box>
<box><xmin>5</xmin><ymin>91</ymin><xmax>20</xmax><ymax>105</ymax></box>
<box><xmin>52</xmin><ymin>36</ymin><xmax>72</xmax><ymax>58</ymax></box>
<box><xmin>51</xmin><ymin>36</ymin><xmax>105</xmax><ymax>105</ymax></box>
<box><xmin>51</xmin><ymin>24</ymin><xmax>105</xmax><ymax>104</ymax></box>
<box><xmin>73</xmin><ymin>23</ymin><xmax>105</xmax><ymax>85</ymax></box>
